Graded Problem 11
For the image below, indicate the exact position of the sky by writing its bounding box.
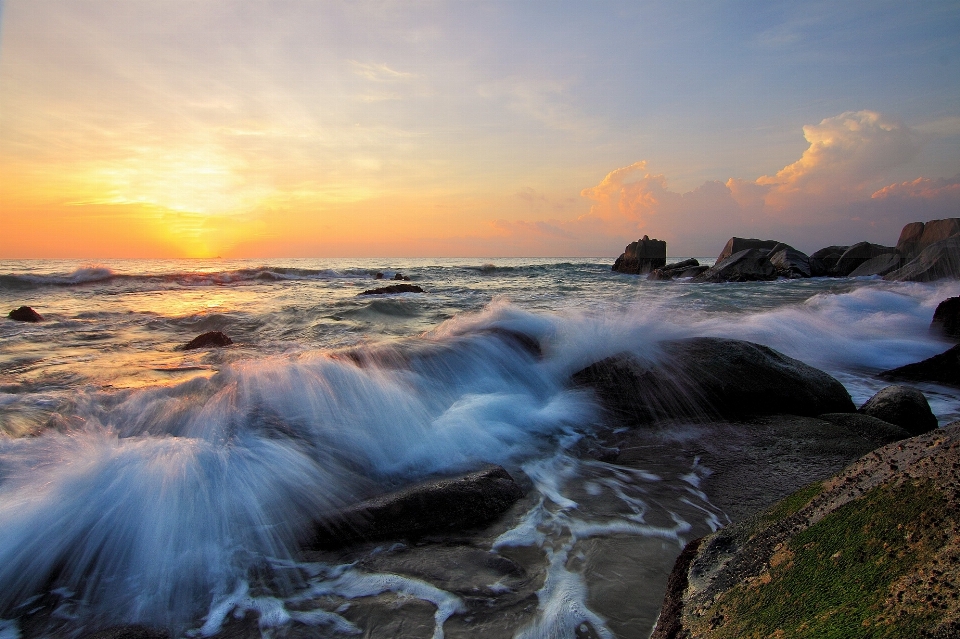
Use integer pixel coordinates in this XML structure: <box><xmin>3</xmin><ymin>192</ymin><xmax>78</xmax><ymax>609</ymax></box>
<box><xmin>1</xmin><ymin>0</ymin><xmax>959</xmax><ymax>258</ymax></box>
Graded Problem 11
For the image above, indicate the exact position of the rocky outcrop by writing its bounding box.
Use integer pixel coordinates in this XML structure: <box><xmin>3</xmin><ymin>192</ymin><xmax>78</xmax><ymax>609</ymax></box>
<box><xmin>832</xmin><ymin>242</ymin><xmax>899</xmax><ymax>276</ymax></box>
<box><xmin>848</xmin><ymin>252</ymin><xmax>902</xmax><ymax>277</ymax></box>
<box><xmin>8</xmin><ymin>306</ymin><xmax>43</xmax><ymax>322</ymax></box>
<box><xmin>358</xmin><ymin>284</ymin><xmax>425</xmax><ymax>295</ymax></box>
<box><xmin>858</xmin><ymin>385</ymin><xmax>939</xmax><ymax>436</ymax></box>
<box><xmin>896</xmin><ymin>221</ymin><xmax>927</xmax><ymax>260</ymax></box>
<box><xmin>932</xmin><ymin>296</ymin><xmax>960</xmax><ymax>340</ymax></box>
<box><xmin>652</xmin><ymin>424</ymin><xmax>960</xmax><ymax>639</ymax></box>
<box><xmin>885</xmin><ymin>236</ymin><xmax>960</xmax><ymax>282</ymax></box>
<box><xmin>572</xmin><ymin>337</ymin><xmax>855</xmax><ymax>425</ymax></box>
<box><xmin>880</xmin><ymin>344</ymin><xmax>960</xmax><ymax>387</ymax></box>
<box><xmin>308</xmin><ymin>466</ymin><xmax>523</xmax><ymax>549</ymax></box>
<box><xmin>809</xmin><ymin>245</ymin><xmax>849</xmax><ymax>276</ymax></box>
<box><xmin>181</xmin><ymin>331</ymin><xmax>233</xmax><ymax>350</ymax></box>
<box><xmin>766</xmin><ymin>243</ymin><xmax>811</xmax><ymax>278</ymax></box>
<box><xmin>714</xmin><ymin>237</ymin><xmax>780</xmax><ymax>263</ymax></box>
<box><xmin>647</xmin><ymin>258</ymin><xmax>707</xmax><ymax>281</ymax></box>
<box><xmin>612</xmin><ymin>235</ymin><xmax>667</xmax><ymax>274</ymax></box>
<box><xmin>692</xmin><ymin>249</ymin><xmax>777</xmax><ymax>283</ymax></box>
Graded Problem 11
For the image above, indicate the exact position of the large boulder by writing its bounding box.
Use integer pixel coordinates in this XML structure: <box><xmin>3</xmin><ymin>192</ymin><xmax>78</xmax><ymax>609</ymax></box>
<box><xmin>809</xmin><ymin>245</ymin><xmax>849</xmax><ymax>276</ymax></box>
<box><xmin>885</xmin><ymin>236</ymin><xmax>960</xmax><ymax>282</ymax></box>
<box><xmin>715</xmin><ymin>237</ymin><xmax>780</xmax><ymax>263</ymax></box>
<box><xmin>612</xmin><ymin>235</ymin><xmax>667</xmax><ymax>274</ymax></box>
<box><xmin>652</xmin><ymin>424</ymin><xmax>960</xmax><ymax>639</ymax></box>
<box><xmin>931</xmin><ymin>296</ymin><xmax>960</xmax><ymax>340</ymax></box>
<box><xmin>8</xmin><ymin>306</ymin><xmax>43</xmax><ymax>322</ymax></box>
<box><xmin>816</xmin><ymin>412</ymin><xmax>913</xmax><ymax>447</ymax></box>
<box><xmin>692</xmin><ymin>248</ymin><xmax>776</xmax><ymax>283</ymax></box>
<box><xmin>572</xmin><ymin>337</ymin><xmax>855</xmax><ymax>425</ymax></box>
<box><xmin>918</xmin><ymin>217</ymin><xmax>960</xmax><ymax>250</ymax></box>
<box><xmin>896</xmin><ymin>221</ymin><xmax>926</xmax><ymax>260</ymax></box>
<box><xmin>858</xmin><ymin>385</ymin><xmax>939</xmax><ymax>436</ymax></box>
<box><xmin>766</xmin><ymin>243</ymin><xmax>811</xmax><ymax>278</ymax></box>
<box><xmin>847</xmin><ymin>252</ymin><xmax>902</xmax><ymax>277</ymax></box>
<box><xmin>833</xmin><ymin>241</ymin><xmax>899</xmax><ymax>276</ymax></box>
<box><xmin>880</xmin><ymin>344</ymin><xmax>960</xmax><ymax>387</ymax></box>
<box><xmin>308</xmin><ymin>465</ymin><xmax>524</xmax><ymax>549</ymax></box>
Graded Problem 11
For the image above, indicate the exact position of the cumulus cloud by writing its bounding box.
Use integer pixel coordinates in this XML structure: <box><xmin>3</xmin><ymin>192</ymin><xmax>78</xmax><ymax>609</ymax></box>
<box><xmin>563</xmin><ymin>110</ymin><xmax>957</xmax><ymax>254</ymax></box>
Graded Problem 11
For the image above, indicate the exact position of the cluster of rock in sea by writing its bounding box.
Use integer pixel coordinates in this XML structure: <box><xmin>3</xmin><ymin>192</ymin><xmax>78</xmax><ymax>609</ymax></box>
<box><xmin>614</xmin><ymin>217</ymin><xmax>960</xmax><ymax>283</ymax></box>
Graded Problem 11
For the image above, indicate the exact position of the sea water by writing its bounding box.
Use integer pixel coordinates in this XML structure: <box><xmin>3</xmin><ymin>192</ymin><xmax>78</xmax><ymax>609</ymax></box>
<box><xmin>2</xmin><ymin>257</ymin><xmax>960</xmax><ymax>638</ymax></box>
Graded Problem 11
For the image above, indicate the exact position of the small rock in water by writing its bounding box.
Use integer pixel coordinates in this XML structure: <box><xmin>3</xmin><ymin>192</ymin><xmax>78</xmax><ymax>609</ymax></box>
<box><xmin>358</xmin><ymin>284</ymin><xmax>424</xmax><ymax>295</ymax></box>
<box><xmin>858</xmin><ymin>385</ymin><xmax>938</xmax><ymax>436</ymax></box>
<box><xmin>931</xmin><ymin>296</ymin><xmax>960</xmax><ymax>340</ymax></box>
<box><xmin>393</xmin><ymin>272</ymin><xmax>410</xmax><ymax>281</ymax></box>
<box><xmin>181</xmin><ymin>331</ymin><xmax>233</xmax><ymax>350</ymax></box>
<box><xmin>375</xmin><ymin>271</ymin><xmax>384</xmax><ymax>279</ymax></box>
<box><xmin>8</xmin><ymin>306</ymin><xmax>44</xmax><ymax>322</ymax></box>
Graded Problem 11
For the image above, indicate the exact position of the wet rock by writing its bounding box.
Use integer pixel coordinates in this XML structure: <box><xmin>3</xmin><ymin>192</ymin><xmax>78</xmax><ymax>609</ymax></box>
<box><xmin>896</xmin><ymin>221</ymin><xmax>926</xmax><ymax>260</ymax></box>
<box><xmin>84</xmin><ymin>626</ymin><xmax>170</xmax><ymax>639</ymax></box>
<box><xmin>809</xmin><ymin>245</ymin><xmax>849</xmax><ymax>276</ymax></box>
<box><xmin>692</xmin><ymin>248</ymin><xmax>776</xmax><ymax>283</ymax></box>
<box><xmin>181</xmin><ymin>331</ymin><xmax>233</xmax><ymax>350</ymax></box>
<box><xmin>393</xmin><ymin>273</ymin><xmax>410</xmax><ymax>281</ymax></box>
<box><xmin>931</xmin><ymin>296</ymin><xmax>960</xmax><ymax>340</ymax></box>
<box><xmin>714</xmin><ymin>237</ymin><xmax>780</xmax><ymax>263</ymax></box>
<box><xmin>766</xmin><ymin>243</ymin><xmax>811</xmax><ymax>278</ymax></box>
<box><xmin>817</xmin><ymin>412</ymin><xmax>913</xmax><ymax>446</ymax></box>
<box><xmin>652</xmin><ymin>424</ymin><xmax>960</xmax><ymax>639</ymax></box>
<box><xmin>358</xmin><ymin>284</ymin><xmax>424</xmax><ymax>295</ymax></box>
<box><xmin>917</xmin><ymin>217</ymin><xmax>960</xmax><ymax>251</ymax></box>
<box><xmin>646</xmin><ymin>258</ymin><xmax>705</xmax><ymax>281</ymax></box>
<box><xmin>858</xmin><ymin>385</ymin><xmax>939</xmax><ymax>436</ymax></box>
<box><xmin>847</xmin><ymin>252</ymin><xmax>902</xmax><ymax>277</ymax></box>
<box><xmin>375</xmin><ymin>272</ymin><xmax>384</xmax><ymax>279</ymax></box>
<box><xmin>572</xmin><ymin>337</ymin><xmax>855</xmax><ymax>425</ymax></box>
<box><xmin>8</xmin><ymin>306</ymin><xmax>43</xmax><ymax>322</ymax></box>
<box><xmin>880</xmin><ymin>344</ymin><xmax>960</xmax><ymax>387</ymax></box>
<box><xmin>833</xmin><ymin>242</ymin><xmax>899</xmax><ymax>276</ymax></box>
<box><xmin>612</xmin><ymin>235</ymin><xmax>667</xmax><ymax>274</ymax></box>
<box><xmin>308</xmin><ymin>465</ymin><xmax>524</xmax><ymax>549</ymax></box>
<box><xmin>885</xmin><ymin>236</ymin><xmax>960</xmax><ymax>282</ymax></box>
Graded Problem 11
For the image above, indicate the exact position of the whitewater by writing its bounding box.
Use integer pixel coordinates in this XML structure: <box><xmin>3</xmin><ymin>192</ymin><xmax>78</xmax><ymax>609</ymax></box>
<box><xmin>2</xmin><ymin>257</ymin><xmax>960</xmax><ymax>639</ymax></box>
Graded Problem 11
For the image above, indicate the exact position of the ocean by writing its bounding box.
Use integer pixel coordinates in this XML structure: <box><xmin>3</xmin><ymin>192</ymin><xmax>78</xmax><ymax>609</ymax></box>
<box><xmin>2</xmin><ymin>257</ymin><xmax>960</xmax><ymax>639</ymax></box>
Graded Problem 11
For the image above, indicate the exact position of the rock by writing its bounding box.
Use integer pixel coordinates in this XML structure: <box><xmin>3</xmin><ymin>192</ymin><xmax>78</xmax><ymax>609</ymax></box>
<box><xmin>766</xmin><ymin>243</ymin><xmax>811</xmax><ymax>278</ymax></box>
<box><xmin>84</xmin><ymin>626</ymin><xmax>170</xmax><ymax>639</ymax></box>
<box><xmin>896</xmin><ymin>221</ymin><xmax>926</xmax><ymax>260</ymax></box>
<box><xmin>308</xmin><ymin>465</ymin><xmax>524</xmax><ymax>549</ymax></box>
<box><xmin>833</xmin><ymin>241</ymin><xmax>899</xmax><ymax>276</ymax></box>
<box><xmin>358</xmin><ymin>284</ymin><xmax>425</xmax><ymax>295</ymax></box>
<box><xmin>692</xmin><ymin>248</ymin><xmax>776</xmax><ymax>283</ymax></box>
<box><xmin>375</xmin><ymin>272</ymin><xmax>384</xmax><ymax>279</ymax></box>
<box><xmin>652</xmin><ymin>424</ymin><xmax>960</xmax><ymax>639</ymax></box>
<box><xmin>612</xmin><ymin>235</ymin><xmax>667</xmax><ymax>274</ymax></box>
<box><xmin>918</xmin><ymin>217</ymin><xmax>960</xmax><ymax>251</ymax></box>
<box><xmin>8</xmin><ymin>306</ymin><xmax>43</xmax><ymax>322</ymax></box>
<box><xmin>816</xmin><ymin>412</ymin><xmax>913</xmax><ymax>446</ymax></box>
<box><xmin>393</xmin><ymin>273</ymin><xmax>410</xmax><ymax>281</ymax></box>
<box><xmin>572</xmin><ymin>337</ymin><xmax>855</xmax><ymax>425</ymax></box>
<box><xmin>646</xmin><ymin>268</ymin><xmax>673</xmax><ymax>281</ymax></box>
<box><xmin>931</xmin><ymin>296</ymin><xmax>960</xmax><ymax>340</ymax></box>
<box><xmin>646</xmin><ymin>259</ymin><xmax>703</xmax><ymax>281</ymax></box>
<box><xmin>809</xmin><ymin>245</ymin><xmax>849</xmax><ymax>276</ymax></box>
<box><xmin>181</xmin><ymin>331</ymin><xmax>233</xmax><ymax>350</ymax></box>
<box><xmin>858</xmin><ymin>385</ymin><xmax>939</xmax><ymax>436</ymax></box>
<box><xmin>714</xmin><ymin>237</ymin><xmax>781</xmax><ymax>263</ymax></box>
<box><xmin>880</xmin><ymin>344</ymin><xmax>960</xmax><ymax>387</ymax></box>
<box><xmin>847</xmin><ymin>252</ymin><xmax>902</xmax><ymax>277</ymax></box>
<box><xmin>885</xmin><ymin>236</ymin><xmax>960</xmax><ymax>282</ymax></box>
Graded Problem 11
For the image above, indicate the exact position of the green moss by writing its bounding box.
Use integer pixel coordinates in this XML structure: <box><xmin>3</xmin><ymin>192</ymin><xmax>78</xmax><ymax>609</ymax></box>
<box><xmin>761</xmin><ymin>480</ymin><xmax>824</xmax><ymax>525</ymax></box>
<box><xmin>695</xmin><ymin>480</ymin><xmax>948</xmax><ymax>639</ymax></box>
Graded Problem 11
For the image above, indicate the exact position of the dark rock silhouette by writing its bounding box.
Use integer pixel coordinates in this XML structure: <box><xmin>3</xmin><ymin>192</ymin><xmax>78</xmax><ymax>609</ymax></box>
<box><xmin>932</xmin><ymin>296</ymin><xmax>960</xmax><ymax>340</ymax></box>
<box><xmin>858</xmin><ymin>385</ymin><xmax>938</xmax><ymax>436</ymax></box>
<box><xmin>8</xmin><ymin>306</ymin><xmax>43</xmax><ymax>322</ymax></box>
<box><xmin>646</xmin><ymin>258</ymin><xmax>704</xmax><ymax>281</ymax></box>
<box><xmin>766</xmin><ymin>243</ymin><xmax>811</xmax><ymax>278</ymax></box>
<box><xmin>809</xmin><ymin>245</ymin><xmax>849</xmax><ymax>276</ymax></box>
<box><xmin>692</xmin><ymin>248</ymin><xmax>776</xmax><ymax>283</ymax></box>
<box><xmin>181</xmin><ymin>331</ymin><xmax>233</xmax><ymax>350</ymax></box>
<box><xmin>358</xmin><ymin>284</ymin><xmax>424</xmax><ymax>295</ymax></box>
<box><xmin>612</xmin><ymin>235</ymin><xmax>667</xmax><ymax>274</ymax></box>
<box><xmin>393</xmin><ymin>273</ymin><xmax>410</xmax><ymax>281</ymax></box>
<box><xmin>833</xmin><ymin>242</ymin><xmax>899</xmax><ymax>276</ymax></box>
<box><xmin>714</xmin><ymin>237</ymin><xmax>781</xmax><ymax>263</ymax></box>
<box><xmin>880</xmin><ymin>344</ymin><xmax>960</xmax><ymax>387</ymax></box>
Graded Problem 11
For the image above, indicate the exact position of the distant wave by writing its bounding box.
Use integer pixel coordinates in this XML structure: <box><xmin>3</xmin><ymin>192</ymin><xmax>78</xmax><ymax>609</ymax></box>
<box><xmin>0</xmin><ymin>266</ymin><xmax>118</xmax><ymax>289</ymax></box>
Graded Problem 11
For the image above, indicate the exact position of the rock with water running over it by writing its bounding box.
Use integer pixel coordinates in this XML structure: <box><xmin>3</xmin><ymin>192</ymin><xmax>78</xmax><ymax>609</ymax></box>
<box><xmin>180</xmin><ymin>331</ymin><xmax>233</xmax><ymax>350</ymax></box>
<box><xmin>692</xmin><ymin>248</ymin><xmax>777</xmax><ymax>283</ymax></box>
<box><xmin>880</xmin><ymin>344</ymin><xmax>960</xmax><ymax>388</ymax></box>
<box><xmin>885</xmin><ymin>236</ymin><xmax>960</xmax><ymax>282</ymax></box>
<box><xmin>571</xmin><ymin>337</ymin><xmax>855</xmax><ymax>425</ymax></box>
<box><xmin>612</xmin><ymin>235</ymin><xmax>667</xmax><ymax>274</ymax></box>
<box><xmin>652</xmin><ymin>423</ymin><xmax>960</xmax><ymax>639</ymax></box>
<box><xmin>308</xmin><ymin>465</ymin><xmax>524</xmax><ymax>549</ymax></box>
<box><xmin>932</xmin><ymin>296</ymin><xmax>960</xmax><ymax>340</ymax></box>
<box><xmin>358</xmin><ymin>283</ymin><xmax>424</xmax><ymax>295</ymax></box>
<box><xmin>858</xmin><ymin>385</ymin><xmax>939</xmax><ymax>436</ymax></box>
<box><xmin>8</xmin><ymin>306</ymin><xmax>43</xmax><ymax>322</ymax></box>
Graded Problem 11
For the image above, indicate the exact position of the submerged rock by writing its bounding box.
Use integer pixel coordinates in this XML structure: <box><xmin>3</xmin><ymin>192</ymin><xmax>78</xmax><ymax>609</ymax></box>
<box><xmin>692</xmin><ymin>248</ymin><xmax>777</xmax><ymax>283</ymax></box>
<box><xmin>181</xmin><ymin>331</ymin><xmax>233</xmax><ymax>350</ymax></box>
<box><xmin>932</xmin><ymin>296</ymin><xmax>960</xmax><ymax>340</ymax></box>
<box><xmin>358</xmin><ymin>284</ymin><xmax>425</xmax><ymax>295</ymax></box>
<box><xmin>880</xmin><ymin>344</ymin><xmax>960</xmax><ymax>387</ymax></box>
<box><xmin>8</xmin><ymin>306</ymin><xmax>43</xmax><ymax>322</ymax></box>
<box><xmin>652</xmin><ymin>424</ymin><xmax>960</xmax><ymax>639</ymax></box>
<box><xmin>612</xmin><ymin>235</ymin><xmax>667</xmax><ymax>274</ymax></box>
<box><xmin>572</xmin><ymin>337</ymin><xmax>855</xmax><ymax>425</ymax></box>
<box><xmin>858</xmin><ymin>385</ymin><xmax>939</xmax><ymax>436</ymax></box>
<box><xmin>308</xmin><ymin>465</ymin><xmax>524</xmax><ymax>549</ymax></box>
